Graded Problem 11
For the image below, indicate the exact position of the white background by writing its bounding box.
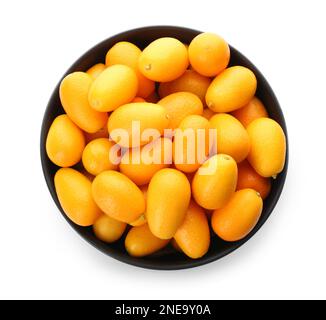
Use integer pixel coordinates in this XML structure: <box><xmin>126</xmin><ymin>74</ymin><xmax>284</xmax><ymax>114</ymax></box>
<box><xmin>0</xmin><ymin>0</ymin><xmax>325</xmax><ymax>300</ymax></box>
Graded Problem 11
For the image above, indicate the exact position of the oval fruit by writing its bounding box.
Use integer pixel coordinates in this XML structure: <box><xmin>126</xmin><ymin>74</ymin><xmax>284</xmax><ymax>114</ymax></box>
<box><xmin>209</xmin><ymin>113</ymin><xmax>250</xmax><ymax>163</ymax></box>
<box><xmin>120</xmin><ymin>137</ymin><xmax>172</xmax><ymax>185</ymax></box>
<box><xmin>105</xmin><ymin>41</ymin><xmax>155</xmax><ymax>98</ymax></box>
<box><xmin>82</xmin><ymin>138</ymin><xmax>119</xmax><ymax>176</ymax></box>
<box><xmin>173</xmin><ymin>115</ymin><xmax>210</xmax><ymax>173</ymax></box>
<box><xmin>59</xmin><ymin>72</ymin><xmax>108</xmax><ymax>133</ymax></box>
<box><xmin>92</xmin><ymin>170</ymin><xmax>145</xmax><ymax>223</ymax></box>
<box><xmin>206</xmin><ymin>66</ymin><xmax>257</xmax><ymax>113</ymax></box>
<box><xmin>105</xmin><ymin>41</ymin><xmax>140</xmax><ymax>66</ymax></box>
<box><xmin>247</xmin><ymin>117</ymin><xmax>286</xmax><ymax>177</ymax></box>
<box><xmin>174</xmin><ymin>201</ymin><xmax>210</xmax><ymax>259</ymax></box>
<box><xmin>108</xmin><ymin>102</ymin><xmax>170</xmax><ymax>148</ymax></box>
<box><xmin>212</xmin><ymin>188</ymin><xmax>263</xmax><ymax>241</ymax></box>
<box><xmin>147</xmin><ymin>168</ymin><xmax>191</xmax><ymax>239</ymax></box>
<box><xmin>46</xmin><ymin>114</ymin><xmax>85</xmax><ymax>167</ymax></box>
<box><xmin>189</xmin><ymin>32</ymin><xmax>230</xmax><ymax>77</ymax></box>
<box><xmin>86</xmin><ymin>63</ymin><xmax>106</xmax><ymax>80</ymax></box>
<box><xmin>158</xmin><ymin>69</ymin><xmax>211</xmax><ymax>103</ymax></box>
<box><xmin>54</xmin><ymin>168</ymin><xmax>101</xmax><ymax>226</ymax></box>
<box><xmin>158</xmin><ymin>92</ymin><xmax>203</xmax><ymax>129</ymax></box>
<box><xmin>192</xmin><ymin>154</ymin><xmax>238</xmax><ymax>210</ymax></box>
<box><xmin>139</xmin><ymin>37</ymin><xmax>189</xmax><ymax>82</ymax></box>
<box><xmin>237</xmin><ymin>160</ymin><xmax>271</xmax><ymax>200</ymax></box>
<box><xmin>125</xmin><ymin>224</ymin><xmax>169</xmax><ymax>257</ymax></box>
<box><xmin>231</xmin><ymin>97</ymin><xmax>268</xmax><ymax>127</ymax></box>
<box><xmin>93</xmin><ymin>214</ymin><xmax>126</xmax><ymax>243</ymax></box>
<box><xmin>88</xmin><ymin>64</ymin><xmax>138</xmax><ymax>112</ymax></box>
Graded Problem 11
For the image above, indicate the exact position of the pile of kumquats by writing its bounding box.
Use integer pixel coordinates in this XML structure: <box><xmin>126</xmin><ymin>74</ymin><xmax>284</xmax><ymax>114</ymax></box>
<box><xmin>46</xmin><ymin>32</ymin><xmax>286</xmax><ymax>259</ymax></box>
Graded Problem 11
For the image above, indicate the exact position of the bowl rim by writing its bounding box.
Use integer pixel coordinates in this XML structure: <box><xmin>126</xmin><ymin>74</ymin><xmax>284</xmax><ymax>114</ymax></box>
<box><xmin>40</xmin><ymin>25</ymin><xmax>289</xmax><ymax>270</ymax></box>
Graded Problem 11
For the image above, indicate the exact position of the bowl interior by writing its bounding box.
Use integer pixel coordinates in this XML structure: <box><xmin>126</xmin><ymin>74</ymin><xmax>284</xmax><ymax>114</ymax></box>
<box><xmin>40</xmin><ymin>26</ymin><xmax>288</xmax><ymax>270</ymax></box>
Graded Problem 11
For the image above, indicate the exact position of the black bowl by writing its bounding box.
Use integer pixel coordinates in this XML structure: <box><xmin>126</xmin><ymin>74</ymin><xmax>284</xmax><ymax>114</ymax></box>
<box><xmin>40</xmin><ymin>26</ymin><xmax>288</xmax><ymax>270</ymax></box>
